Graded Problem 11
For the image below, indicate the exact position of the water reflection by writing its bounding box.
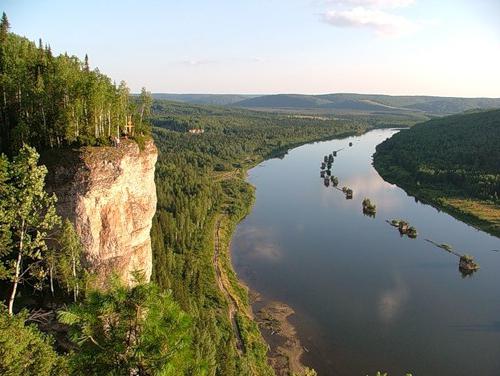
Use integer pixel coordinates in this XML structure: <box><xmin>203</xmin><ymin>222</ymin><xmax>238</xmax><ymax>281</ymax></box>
<box><xmin>377</xmin><ymin>275</ymin><xmax>409</xmax><ymax>323</ymax></box>
<box><xmin>232</xmin><ymin>129</ymin><xmax>500</xmax><ymax>376</ymax></box>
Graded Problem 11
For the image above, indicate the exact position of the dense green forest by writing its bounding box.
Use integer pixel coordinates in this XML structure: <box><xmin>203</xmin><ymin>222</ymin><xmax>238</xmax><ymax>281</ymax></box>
<box><xmin>149</xmin><ymin>99</ymin><xmax>377</xmax><ymax>375</ymax></box>
<box><xmin>0</xmin><ymin>13</ymin><xmax>151</xmax><ymax>156</ymax></box>
<box><xmin>374</xmin><ymin>109</ymin><xmax>500</xmax><ymax>237</ymax></box>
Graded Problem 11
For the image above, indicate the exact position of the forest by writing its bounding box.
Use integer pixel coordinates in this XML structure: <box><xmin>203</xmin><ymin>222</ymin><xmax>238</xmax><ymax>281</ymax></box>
<box><xmin>0</xmin><ymin>14</ymin><xmax>192</xmax><ymax>376</ymax></box>
<box><xmin>0</xmin><ymin>13</ymin><xmax>152</xmax><ymax>156</ymax></box>
<box><xmin>374</xmin><ymin>109</ymin><xmax>500</xmax><ymax>237</ymax></box>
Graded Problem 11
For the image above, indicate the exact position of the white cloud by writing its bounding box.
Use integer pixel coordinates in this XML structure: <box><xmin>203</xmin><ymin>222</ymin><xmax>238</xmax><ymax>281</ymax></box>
<box><xmin>173</xmin><ymin>59</ymin><xmax>217</xmax><ymax>67</ymax></box>
<box><xmin>325</xmin><ymin>0</ymin><xmax>415</xmax><ymax>8</ymax></box>
<box><xmin>322</xmin><ymin>6</ymin><xmax>419</xmax><ymax>36</ymax></box>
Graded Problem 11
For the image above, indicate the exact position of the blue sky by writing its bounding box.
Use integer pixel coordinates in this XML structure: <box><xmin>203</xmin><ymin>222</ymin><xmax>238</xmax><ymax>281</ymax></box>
<box><xmin>2</xmin><ymin>0</ymin><xmax>500</xmax><ymax>96</ymax></box>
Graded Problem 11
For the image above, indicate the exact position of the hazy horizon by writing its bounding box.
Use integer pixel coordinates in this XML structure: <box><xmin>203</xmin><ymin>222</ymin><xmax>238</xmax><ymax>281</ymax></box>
<box><xmin>3</xmin><ymin>0</ymin><xmax>500</xmax><ymax>97</ymax></box>
<box><xmin>149</xmin><ymin>92</ymin><xmax>500</xmax><ymax>99</ymax></box>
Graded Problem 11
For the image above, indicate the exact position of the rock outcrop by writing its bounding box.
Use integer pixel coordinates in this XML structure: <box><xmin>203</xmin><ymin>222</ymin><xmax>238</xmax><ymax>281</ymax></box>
<box><xmin>45</xmin><ymin>139</ymin><xmax>157</xmax><ymax>287</ymax></box>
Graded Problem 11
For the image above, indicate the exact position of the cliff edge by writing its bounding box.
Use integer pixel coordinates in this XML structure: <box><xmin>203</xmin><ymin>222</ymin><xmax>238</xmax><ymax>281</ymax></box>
<box><xmin>45</xmin><ymin>139</ymin><xmax>158</xmax><ymax>287</ymax></box>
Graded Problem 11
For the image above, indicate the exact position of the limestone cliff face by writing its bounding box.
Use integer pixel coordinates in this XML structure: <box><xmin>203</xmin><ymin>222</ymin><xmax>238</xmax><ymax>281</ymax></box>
<box><xmin>46</xmin><ymin>139</ymin><xmax>157</xmax><ymax>287</ymax></box>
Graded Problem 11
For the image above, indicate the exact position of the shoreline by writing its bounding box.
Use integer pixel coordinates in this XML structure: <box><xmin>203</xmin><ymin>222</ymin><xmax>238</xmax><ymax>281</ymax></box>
<box><xmin>373</xmin><ymin>159</ymin><xmax>500</xmax><ymax>239</ymax></box>
<box><xmin>251</xmin><ymin>292</ymin><xmax>309</xmax><ymax>375</ymax></box>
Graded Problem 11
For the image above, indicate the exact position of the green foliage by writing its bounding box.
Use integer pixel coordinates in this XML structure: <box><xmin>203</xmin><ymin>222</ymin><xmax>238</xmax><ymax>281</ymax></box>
<box><xmin>58</xmin><ymin>279</ymin><xmax>192</xmax><ymax>376</ymax></box>
<box><xmin>293</xmin><ymin>369</ymin><xmax>317</xmax><ymax>376</ymax></box>
<box><xmin>374</xmin><ymin>109</ymin><xmax>500</xmax><ymax>236</ymax></box>
<box><xmin>0</xmin><ymin>15</ymin><xmax>150</xmax><ymax>155</ymax></box>
<box><xmin>0</xmin><ymin>305</ymin><xmax>68</xmax><ymax>375</ymax></box>
<box><xmin>0</xmin><ymin>144</ymin><xmax>61</xmax><ymax>314</ymax></box>
<box><xmin>53</xmin><ymin>219</ymin><xmax>84</xmax><ymax>301</ymax></box>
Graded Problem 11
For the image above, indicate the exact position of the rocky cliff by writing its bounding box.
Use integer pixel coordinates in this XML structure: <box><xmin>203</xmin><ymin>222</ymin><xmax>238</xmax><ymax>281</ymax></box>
<box><xmin>45</xmin><ymin>139</ymin><xmax>157</xmax><ymax>287</ymax></box>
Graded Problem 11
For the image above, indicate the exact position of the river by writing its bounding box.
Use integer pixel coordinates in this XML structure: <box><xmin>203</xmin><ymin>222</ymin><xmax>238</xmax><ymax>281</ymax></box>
<box><xmin>231</xmin><ymin>129</ymin><xmax>500</xmax><ymax>376</ymax></box>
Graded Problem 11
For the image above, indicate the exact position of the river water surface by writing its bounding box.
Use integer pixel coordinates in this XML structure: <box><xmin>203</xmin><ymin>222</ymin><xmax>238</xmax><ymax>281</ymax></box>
<box><xmin>231</xmin><ymin>129</ymin><xmax>500</xmax><ymax>376</ymax></box>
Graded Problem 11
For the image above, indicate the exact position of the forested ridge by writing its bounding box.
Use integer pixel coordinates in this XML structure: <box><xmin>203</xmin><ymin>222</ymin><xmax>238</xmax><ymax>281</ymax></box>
<box><xmin>231</xmin><ymin>93</ymin><xmax>500</xmax><ymax>116</ymax></box>
<box><xmin>374</xmin><ymin>109</ymin><xmax>500</xmax><ymax>237</ymax></box>
<box><xmin>0</xmin><ymin>13</ymin><xmax>151</xmax><ymax>156</ymax></box>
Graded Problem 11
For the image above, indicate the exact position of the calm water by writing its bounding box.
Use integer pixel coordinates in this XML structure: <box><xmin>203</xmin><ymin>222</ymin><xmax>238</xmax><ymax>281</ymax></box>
<box><xmin>231</xmin><ymin>129</ymin><xmax>500</xmax><ymax>376</ymax></box>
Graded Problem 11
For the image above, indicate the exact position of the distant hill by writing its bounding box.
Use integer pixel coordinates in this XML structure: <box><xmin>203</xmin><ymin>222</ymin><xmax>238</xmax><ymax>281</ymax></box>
<box><xmin>374</xmin><ymin>108</ymin><xmax>500</xmax><ymax>236</ymax></box>
<box><xmin>232</xmin><ymin>93</ymin><xmax>500</xmax><ymax>116</ymax></box>
<box><xmin>151</xmin><ymin>93</ymin><xmax>256</xmax><ymax>106</ymax></box>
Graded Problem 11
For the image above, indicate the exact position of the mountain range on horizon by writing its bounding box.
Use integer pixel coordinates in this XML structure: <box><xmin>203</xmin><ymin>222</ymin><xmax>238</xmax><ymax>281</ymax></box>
<box><xmin>152</xmin><ymin>93</ymin><xmax>500</xmax><ymax>116</ymax></box>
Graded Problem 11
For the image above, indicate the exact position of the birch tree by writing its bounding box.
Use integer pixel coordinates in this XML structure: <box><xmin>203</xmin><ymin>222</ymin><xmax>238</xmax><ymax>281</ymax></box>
<box><xmin>56</xmin><ymin>219</ymin><xmax>83</xmax><ymax>302</ymax></box>
<box><xmin>0</xmin><ymin>144</ymin><xmax>60</xmax><ymax>315</ymax></box>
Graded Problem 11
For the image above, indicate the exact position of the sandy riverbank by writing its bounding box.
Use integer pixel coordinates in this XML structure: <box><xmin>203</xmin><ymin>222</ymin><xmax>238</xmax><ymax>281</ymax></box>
<box><xmin>251</xmin><ymin>292</ymin><xmax>310</xmax><ymax>375</ymax></box>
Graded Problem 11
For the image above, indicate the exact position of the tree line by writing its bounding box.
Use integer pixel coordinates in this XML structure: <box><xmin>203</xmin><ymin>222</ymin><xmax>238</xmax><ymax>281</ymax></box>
<box><xmin>374</xmin><ymin>109</ymin><xmax>500</xmax><ymax>203</ymax></box>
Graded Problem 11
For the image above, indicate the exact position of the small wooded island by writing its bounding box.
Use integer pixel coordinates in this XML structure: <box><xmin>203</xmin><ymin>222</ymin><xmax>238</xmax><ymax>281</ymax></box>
<box><xmin>362</xmin><ymin>198</ymin><xmax>377</xmax><ymax>216</ymax></box>
<box><xmin>388</xmin><ymin>219</ymin><xmax>418</xmax><ymax>238</ymax></box>
<box><xmin>459</xmin><ymin>255</ymin><xmax>480</xmax><ymax>274</ymax></box>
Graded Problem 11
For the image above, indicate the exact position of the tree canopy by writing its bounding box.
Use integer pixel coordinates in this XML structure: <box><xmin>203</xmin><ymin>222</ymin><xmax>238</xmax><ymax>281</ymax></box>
<box><xmin>0</xmin><ymin>13</ymin><xmax>152</xmax><ymax>156</ymax></box>
<box><xmin>58</xmin><ymin>279</ymin><xmax>192</xmax><ymax>376</ymax></box>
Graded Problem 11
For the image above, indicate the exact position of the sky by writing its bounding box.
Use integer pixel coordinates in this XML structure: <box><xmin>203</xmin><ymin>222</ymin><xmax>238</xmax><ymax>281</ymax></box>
<box><xmin>2</xmin><ymin>0</ymin><xmax>500</xmax><ymax>97</ymax></box>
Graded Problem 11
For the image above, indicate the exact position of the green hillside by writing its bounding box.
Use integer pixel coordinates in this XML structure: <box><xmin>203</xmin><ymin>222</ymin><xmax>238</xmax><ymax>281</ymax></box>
<box><xmin>152</xmin><ymin>93</ymin><xmax>256</xmax><ymax>106</ymax></box>
<box><xmin>374</xmin><ymin>109</ymin><xmax>500</xmax><ymax>237</ymax></box>
<box><xmin>233</xmin><ymin>93</ymin><xmax>500</xmax><ymax>116</ymax></box>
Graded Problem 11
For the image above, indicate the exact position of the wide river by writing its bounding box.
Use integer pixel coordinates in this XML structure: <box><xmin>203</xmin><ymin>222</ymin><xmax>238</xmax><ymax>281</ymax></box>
<box><xmin>231</xmin><ymin>129</ymin><xmax>500</xmax><ymax>376</ymax></box>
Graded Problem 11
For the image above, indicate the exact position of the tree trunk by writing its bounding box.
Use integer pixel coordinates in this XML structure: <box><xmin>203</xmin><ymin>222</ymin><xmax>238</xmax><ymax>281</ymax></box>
<box><xmin>72</xmin><ymin>255</ymin><xmax>78</xmax><ymax>302</ymax></box>
<box><xmin>8</xmin><ymin>219</ymin><xmax>25</xmax><ymax>316</ymax></box>
<box><xmin>49</xmin><ymin>263</ymin><xmax>54</xmax><ymax>296</ymax></box>
<box><xmin>139</xmin><ymin>105</ymin><xmax>144</xmax><ymax>129</ymax></box>
<box><xmin>95</xmin><ymin>114</ymin><xmax>98</xmax><ymax>138</ymax></box>
<box><xmin>107</xmin><ymin>110</ymin><xmax>111</xmax><ymax>137</ymax></box>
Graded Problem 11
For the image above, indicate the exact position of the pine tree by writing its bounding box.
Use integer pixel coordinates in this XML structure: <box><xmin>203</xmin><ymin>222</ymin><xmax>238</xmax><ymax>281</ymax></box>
<box><xmin>0</xmin><ymin>12</ymin><xmax>11</xmax><ymax>153</ymax></box>
<box><xmin>0</xmin><ymin>12</ymin><xmax>9</xmax><ymax>37</ymax></box>
<box><xmin>58</xmin><ymin>279</ymin><xmax>192</xmax><ymax>375</ymax></box>
<box><xmin>138</xmin><ymin>87</ymin><xmax>152</xmax><ymax>133</ymax></box>
<box><xmin>83</xmin><ymin>53</ymin><xmax>89</xmax><ymax>72</ymax></box>
<box><xmin>0</xmin><ymin>306</ymin><xmax>68</xmax><ymax>375</ymax></box>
